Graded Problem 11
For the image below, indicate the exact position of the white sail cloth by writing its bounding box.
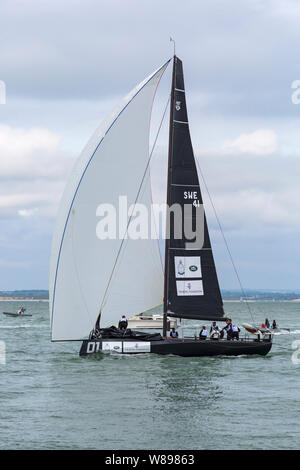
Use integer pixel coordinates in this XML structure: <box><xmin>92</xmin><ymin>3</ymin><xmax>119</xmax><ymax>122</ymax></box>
<box><xmin>50</xmin><ymin>61</ymin><xmax>169</xmax><ymax>341</ymax></box>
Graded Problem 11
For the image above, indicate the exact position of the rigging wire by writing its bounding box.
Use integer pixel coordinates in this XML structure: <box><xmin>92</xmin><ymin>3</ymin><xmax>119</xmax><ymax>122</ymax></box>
<box><xmin>194</xmin><ymin>157</ymin><xmax>256</xmax><ymax>324</ymax></box>
<box><xmin>97</xmin><ymin>95</ymin><xmax>171</xmax><ymax>318</ymax></box>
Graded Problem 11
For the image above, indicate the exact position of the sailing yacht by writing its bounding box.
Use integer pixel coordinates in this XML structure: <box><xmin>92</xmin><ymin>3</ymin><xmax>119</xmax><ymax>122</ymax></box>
<box><xmin>50</xmin><ymin>55</ymin><xmax>272</xmax><ymax>357</ymax></box>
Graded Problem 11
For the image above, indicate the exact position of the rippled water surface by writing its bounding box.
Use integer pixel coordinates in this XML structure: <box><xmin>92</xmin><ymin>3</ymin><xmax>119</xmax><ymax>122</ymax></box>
<box><xmin>0</xmin><ymin>301</ymin><xmax>299</xmax><ymax>449</ymax></box>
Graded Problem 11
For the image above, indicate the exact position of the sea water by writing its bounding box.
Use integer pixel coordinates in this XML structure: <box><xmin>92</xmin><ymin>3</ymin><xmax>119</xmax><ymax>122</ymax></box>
<box><xmin>0</xmin><ymin>301</ymin><xmax>299</xmax><ymax>450</ymax></box>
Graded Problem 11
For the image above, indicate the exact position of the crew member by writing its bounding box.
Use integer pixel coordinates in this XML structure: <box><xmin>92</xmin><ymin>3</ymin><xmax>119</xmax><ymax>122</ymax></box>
<box><xmin>199</xmin><ymin>326</ymin><xmax>208</xmax><ymax>340</ymax></box>
<box><xmin>231</xmin><ymin>323</ymin><xmax>240</xmax><ymax>340</ymax></box>
<box><xmin>210</xmin><ymin>321</ymin><xmax>219</xmax><ymax>333</ymax></box>
<box><xmin>272</xmin><ymin>320</ymin><xmax>277</xmax><ymax>330</ymax></box>
<box><xmin>210</xmin><ymin>328</ymin><xmax>220</xmax><ymax>340</ymax></box>
<box><xmin>223</xmin><ymin>319</ymin><xmax>233</xmax><ymax>340</ymax></box>
<box><xmin>118</xmin><ymin>315</ymin><xmax>128</xmax><ymax>330</ymax></box>
<box><xmin>170</xmin><ymin>328</ymin><xmax>178</xmax><ymax>339</ymax></box>
<box><xmin>265</xmin><ymin>318</ymin><xmax>270</xmax><ymax>329</ymax></box>
<box><xmin>17</xmin><ymin>307</ymin><xmax>25</xmax><ymax>315</ymax></box>
<box><xmin>210</xmin><ymin>321</ymin><xmax>222</xmax><ymax>339</ymax></box>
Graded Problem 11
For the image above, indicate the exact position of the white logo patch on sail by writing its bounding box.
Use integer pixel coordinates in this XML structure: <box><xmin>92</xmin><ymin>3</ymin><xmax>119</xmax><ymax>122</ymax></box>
<box><xmin>175</xmin><ymin>101</ymin><xmax>181</xmax><ymax>111</ymax></box>
<box><xmin>176</xmin><ymin>280</ymin><xmax>204</xmax><ymax>296</ymax></box>
<box><xmin>174</xmin><ymin>256</ymin><xmax>202</xmax><ymax>278</ymax></box>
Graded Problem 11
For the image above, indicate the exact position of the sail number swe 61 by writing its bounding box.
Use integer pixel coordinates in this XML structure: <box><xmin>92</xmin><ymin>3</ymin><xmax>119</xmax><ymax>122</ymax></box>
<box><xmin>183</xmin><ymin>191</ymin><xmax>201</xmax><ymax>207</ymax></box>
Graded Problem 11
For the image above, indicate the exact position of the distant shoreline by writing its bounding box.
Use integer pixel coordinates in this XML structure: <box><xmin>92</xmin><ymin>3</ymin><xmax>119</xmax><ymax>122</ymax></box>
<box><xmin>0</xmin><ymin>298</ymin><xmax>48</xmax><ymax>302</ymax></box>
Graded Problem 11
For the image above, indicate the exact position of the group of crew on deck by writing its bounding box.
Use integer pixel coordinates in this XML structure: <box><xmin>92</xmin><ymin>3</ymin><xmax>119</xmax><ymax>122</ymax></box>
<box><xmin>170</xmin><ymin>318</ymin><xmax>241</xmax><ymax>341</ymax></box>
<box><xmin>199</xmin><ymin>318</ymin><xmax>240</xmax><ymax>341</ymax></box>
<box><xmin>118</xmin><ymin>314</ymin><xmax>278</xmax><ymax>340</ymax></box>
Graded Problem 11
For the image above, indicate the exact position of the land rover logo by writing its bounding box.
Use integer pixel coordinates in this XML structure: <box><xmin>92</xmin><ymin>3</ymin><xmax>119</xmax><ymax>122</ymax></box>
<box><xmin>175</xmin><ymin>101</ymin><xmax>181</xmax><ymax>111</ymax></box>
<box><xmin>189</xmin><ymin>265</ymin><xmax>198</xmax><ymax>272</ymax></box>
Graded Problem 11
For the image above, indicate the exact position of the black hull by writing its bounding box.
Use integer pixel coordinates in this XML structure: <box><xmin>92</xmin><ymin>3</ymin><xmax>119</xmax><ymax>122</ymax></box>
<box><xmin>79</xmin><ymin>338</ymin><xmax>272</xmax><ymax>357</ymax></box>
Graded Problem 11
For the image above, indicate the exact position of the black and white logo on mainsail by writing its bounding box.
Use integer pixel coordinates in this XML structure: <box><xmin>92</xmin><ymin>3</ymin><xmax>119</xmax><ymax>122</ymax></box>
<box><xmin>175</xmin><ymin>101</ymin><xmax>181</xmax><ymax>111</ymax></box>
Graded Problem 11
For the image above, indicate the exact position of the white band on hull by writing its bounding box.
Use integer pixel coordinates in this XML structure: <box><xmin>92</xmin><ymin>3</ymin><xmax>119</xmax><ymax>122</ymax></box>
<box><xmin>85</xmin><ymin>341</ymin><xmax>151</xmax><ymax>354</ymax></box>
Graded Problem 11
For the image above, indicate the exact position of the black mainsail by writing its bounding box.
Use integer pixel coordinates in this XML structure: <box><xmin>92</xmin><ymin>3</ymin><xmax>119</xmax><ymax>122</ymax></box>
<box><xmin>163</xmin><ymin>56</ymin><xmax>226</xmax><ymax>331</ymax></box>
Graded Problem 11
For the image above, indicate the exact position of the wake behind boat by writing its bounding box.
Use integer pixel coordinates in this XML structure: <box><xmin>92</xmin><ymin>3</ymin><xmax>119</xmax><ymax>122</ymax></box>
<box><xmin>50</xmin><ymin>54</ymin><xmax>272</xmax><ymax>358</ymax></box>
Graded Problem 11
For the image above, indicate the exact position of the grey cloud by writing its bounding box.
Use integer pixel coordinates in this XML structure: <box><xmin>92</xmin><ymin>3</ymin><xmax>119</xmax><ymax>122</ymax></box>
<box><xmin>0</xmin><ymin>0</ymin><xmax>300</xmax><ymax>120</ymax></box>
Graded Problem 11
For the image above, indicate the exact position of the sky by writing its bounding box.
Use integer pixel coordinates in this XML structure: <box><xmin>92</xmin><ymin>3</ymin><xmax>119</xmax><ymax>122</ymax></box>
<box><xmin>0</xmin><ymin>0</ymin><xmax>300</xmax><ymax>291</ymax></box>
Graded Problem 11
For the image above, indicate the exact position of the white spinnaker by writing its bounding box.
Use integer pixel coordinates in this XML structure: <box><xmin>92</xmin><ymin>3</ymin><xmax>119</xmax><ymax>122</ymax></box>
<box><xmin>99</xmin><ymin>174</ymin><xmax>163</xmax><ymax>328</ymax></box>
<box><xmin>50</xmin><ymin>61</ymin><xmax>169</xmax><ymax>341</ymax></box>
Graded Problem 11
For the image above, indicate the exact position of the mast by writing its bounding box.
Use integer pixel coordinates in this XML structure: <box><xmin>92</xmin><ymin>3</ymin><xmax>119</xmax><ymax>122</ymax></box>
<box><xmin>163</xmin><ymin>56</ymin><xmax>176</xmax><ymax>337</ymax></box>
<box><xmin>163</xmin><ymin>56</ymin><xmax>226</xmax><ymax>326</ymax></box>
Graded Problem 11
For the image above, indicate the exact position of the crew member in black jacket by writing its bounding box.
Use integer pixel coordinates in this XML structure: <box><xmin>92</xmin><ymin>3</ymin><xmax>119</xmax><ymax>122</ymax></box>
<box><xmin>118</xmin><ymin>315</ymin><xmax>128</xmax><ymax>330</ymax></box>
<box><xmin>223</xmin><ymin>319</ymin><xmax>233</xmax><ymax>340</ymax></box>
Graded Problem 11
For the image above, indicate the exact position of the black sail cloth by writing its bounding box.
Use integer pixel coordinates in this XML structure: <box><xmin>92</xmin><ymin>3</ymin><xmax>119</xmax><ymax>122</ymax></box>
<box><xmin>164</xmin><ymin>57</ymin><xmax>226</xmax><ymax>321</ymax></box>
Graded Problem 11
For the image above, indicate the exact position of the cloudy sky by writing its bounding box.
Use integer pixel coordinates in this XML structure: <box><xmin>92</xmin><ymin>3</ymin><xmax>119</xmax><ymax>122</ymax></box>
<box><xmin>0</xmin><ymin>0</ymin><xmax>300</xmax><ymax>291</ymax></box>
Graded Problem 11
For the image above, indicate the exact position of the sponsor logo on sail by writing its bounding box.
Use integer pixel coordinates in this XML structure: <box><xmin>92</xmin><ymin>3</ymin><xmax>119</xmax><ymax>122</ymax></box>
<box><xmin>177</xmin><ymin>260</ymin><xmax>185</xmax><ymax>276</ymax></box>
<box><xmin>189</xmin><ymin>265</ymin><xmax>198</xmax><ymax>272</ymax></box>
<box><xmin>175</xmin><ymin>101</ymin><xmax>181</xmax><ymax>111</ymax></box>
<box><xmin>174</xmin><ymin>256</ymin><xmax>202</xmax><ymax>278</ymax></box>
<box><xmin>176</xmin><ymin>280</ymin><xmax>204</xmax><ymax>296</ymax></box>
